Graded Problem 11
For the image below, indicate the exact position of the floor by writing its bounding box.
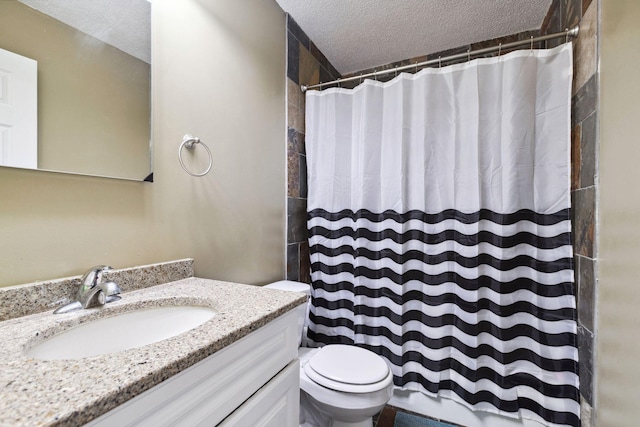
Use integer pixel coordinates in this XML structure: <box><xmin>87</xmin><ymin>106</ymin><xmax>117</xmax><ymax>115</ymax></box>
<box><xmin>373</xmin><ymin>406</ymin><xmax>397</xmax><ymax>427</ymax></box>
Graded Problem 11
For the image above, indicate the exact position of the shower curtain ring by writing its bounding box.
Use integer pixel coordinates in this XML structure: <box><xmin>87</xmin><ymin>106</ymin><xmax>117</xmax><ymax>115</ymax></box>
<box><xmin>498</xmin><ymin>43</ymin><xmax>502</xmax><ymax>57</ymax></box>
<box><xmin>565</xmin><ymin>28</ymin><xmax>569</xmax><ymax>43</ymax></box>
<box><xmin>395</xmin><ymin>66</ymin><xmax>398</xmax><ymax>77</ymax></box>
<box><xmin>374</xmin><ymin>70</ymin><xmax>377</xmax><ymax>81</ymax></box>
<box><xmin>359</xmin><ymin>73</ymin><xmax>363</xmax><ymax>85</ymax></box>
<box><xmin>530</xmin><ymin>36</ymin><xmax>534</xmax><ymax>52</ymax></box>
<box><xmin>467</xmin><ymin>49</ymin><xmax>471</xmax><ymax>61</ymax></box>
<box><xmin>415</xmin><ymin>61</ymin><xmax>418</xmax><ymax>73</ymax></box>
<box><xmin>438</xmin><ymin>56</ymin><xmax>442</xmax><ymax>68</ymax></box>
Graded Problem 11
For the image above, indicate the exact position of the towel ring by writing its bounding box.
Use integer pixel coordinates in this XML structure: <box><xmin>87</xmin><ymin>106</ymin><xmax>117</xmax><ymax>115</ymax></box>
<box><xmin>179</xmin><ymin>134</ymin><xmax>212</xmax><ymax>177</ymax></box>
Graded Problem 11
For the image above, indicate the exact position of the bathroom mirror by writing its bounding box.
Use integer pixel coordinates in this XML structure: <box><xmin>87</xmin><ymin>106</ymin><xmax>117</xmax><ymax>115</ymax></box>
<box><xmin>0</xmin><ymin>0</ymin><xmax>152</xmax><ymax>182</ymax></box>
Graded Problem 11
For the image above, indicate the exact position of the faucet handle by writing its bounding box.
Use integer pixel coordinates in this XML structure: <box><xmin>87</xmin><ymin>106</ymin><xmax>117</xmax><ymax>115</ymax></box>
<box><xmin>80</xmin><ymin>265</ymin><xmax>112</xmax><ymax>288</ymax></box>
<box><xmin>85</xmin><ymin>265</ymin><xmax>112</xmax><ymax>272</ymax></box>
<box><xmin>95</xmin><ymin>265</ymin><xmax>113</xmax><ymax>284</ymax></box>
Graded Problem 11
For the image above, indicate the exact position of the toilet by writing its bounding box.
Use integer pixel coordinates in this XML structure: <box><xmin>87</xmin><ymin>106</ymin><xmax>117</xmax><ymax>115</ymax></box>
<box><xmin>264</xmin><ymin>280</ymin><xmax>394</xmax><ymax>427</ymax></box>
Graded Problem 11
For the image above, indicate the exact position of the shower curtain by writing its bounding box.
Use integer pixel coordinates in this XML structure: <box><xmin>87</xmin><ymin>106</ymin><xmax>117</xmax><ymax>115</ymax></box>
<box><xmin>305</xmin><ymin>44</ymin><xmax>579</xmax><ymax>427</ymax></box>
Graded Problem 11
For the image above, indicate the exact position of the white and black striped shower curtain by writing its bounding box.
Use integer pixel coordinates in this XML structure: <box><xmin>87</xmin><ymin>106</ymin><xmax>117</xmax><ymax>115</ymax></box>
<box><xmin>305</xmin><ymin>44</ymin><xmax>579</xmax><ymax>427</ymax></box>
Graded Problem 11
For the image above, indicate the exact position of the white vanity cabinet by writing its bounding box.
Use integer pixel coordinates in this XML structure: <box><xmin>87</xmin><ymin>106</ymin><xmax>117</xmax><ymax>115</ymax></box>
<box><xmin>86</xmin><ymin>306</ymin><xmax>303</xmax><ymax>427</ymax></box>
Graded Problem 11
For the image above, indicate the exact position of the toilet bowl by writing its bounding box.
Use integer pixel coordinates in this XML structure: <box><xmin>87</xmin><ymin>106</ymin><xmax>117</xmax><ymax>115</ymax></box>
<box><xmin>265</xmin><ymin>281</ymin><xmax>394</xmax><ymax>427</ymax></box>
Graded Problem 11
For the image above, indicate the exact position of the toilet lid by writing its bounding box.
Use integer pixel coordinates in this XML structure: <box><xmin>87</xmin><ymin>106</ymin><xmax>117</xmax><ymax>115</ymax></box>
<box><xmin>306</xmin><ymin>344</ymin><xmax>390</xmax><ymax>387</ymax></box>
<box><xmin>264</xmin><ymin>280</ymin><xmax>310</xmax><ymax>295</ymax></box>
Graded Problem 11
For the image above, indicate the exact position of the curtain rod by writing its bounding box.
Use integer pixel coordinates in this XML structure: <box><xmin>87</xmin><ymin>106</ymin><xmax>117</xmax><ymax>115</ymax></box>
<box><xmin>301</xmin><ymin>25</ymin><xmax>579</xmax><ymax>93</ymax></box>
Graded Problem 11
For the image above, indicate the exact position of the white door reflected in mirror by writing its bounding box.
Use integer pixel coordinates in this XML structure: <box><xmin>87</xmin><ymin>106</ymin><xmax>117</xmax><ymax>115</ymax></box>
<box><xmin>0</xmin><ymin>47</ymin><xmax>37</xmax><ymax>169</ymax></box>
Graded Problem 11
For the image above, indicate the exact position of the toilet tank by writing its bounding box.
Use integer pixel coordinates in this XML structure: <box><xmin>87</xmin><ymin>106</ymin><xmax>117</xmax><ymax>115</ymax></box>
<box><xmin>264</xmin><ymin>280</ymin><xmax>310</xmax><ymax>347</ymax></box>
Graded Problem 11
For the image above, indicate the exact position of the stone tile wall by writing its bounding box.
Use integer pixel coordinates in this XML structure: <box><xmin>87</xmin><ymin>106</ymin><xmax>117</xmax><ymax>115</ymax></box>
<box><xmin>286</xmin><ymin>16</ymin><xmax>339</xmax><ymax>282</ymax></box>
<box><xmin>541</xmin><ymin>1</ymin><xmax>599</xmax><ymax>426</ymax></box>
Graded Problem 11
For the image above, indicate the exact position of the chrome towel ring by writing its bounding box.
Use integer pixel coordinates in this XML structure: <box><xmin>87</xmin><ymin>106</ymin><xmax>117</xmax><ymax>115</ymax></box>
<box><xmin>178</xmin><ymin>134</ymin><xmax>212</xmax><ymax>177</ymax></box>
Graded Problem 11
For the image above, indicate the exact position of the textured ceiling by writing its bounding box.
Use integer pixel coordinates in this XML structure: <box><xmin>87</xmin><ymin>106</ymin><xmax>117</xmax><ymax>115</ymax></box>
<box><xmin>18</xmin><ymin>0</ymin><xmax>150</xmax><ymax>64</ymax></box>
<box><xmin>274</xmin><ymin>0</ymin><xmax>552</xmax><ymax>74</ymax></box>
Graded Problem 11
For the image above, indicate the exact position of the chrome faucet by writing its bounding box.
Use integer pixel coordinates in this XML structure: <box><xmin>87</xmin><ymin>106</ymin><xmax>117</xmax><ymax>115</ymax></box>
<box><xmin>53</xmin><ymin>265</ymin><xmax>122</xmax><ymax>314</ymax></box>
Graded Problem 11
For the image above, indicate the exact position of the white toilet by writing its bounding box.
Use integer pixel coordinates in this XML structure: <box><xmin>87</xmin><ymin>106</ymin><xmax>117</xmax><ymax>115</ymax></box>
<box><xmin>264</xmin><ymin>280</ymin><xmax>394</xmax><ymax>427</ymax></box>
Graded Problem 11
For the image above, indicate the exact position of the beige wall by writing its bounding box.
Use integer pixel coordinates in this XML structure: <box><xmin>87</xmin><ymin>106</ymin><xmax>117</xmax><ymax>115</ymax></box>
<box><xmin>0</xmin><ymin>1</ymin><xmax>150</xmax><ymax>179</ymax></box>
<box><xmin>598</xmin><ymin>0</ymin><xmax>640</xmax><ymax>424</ymax></box>
<box><xmin>0</xmin><ymin>0</ymin><xmax>286</xmax><ymax>288</ymax></box>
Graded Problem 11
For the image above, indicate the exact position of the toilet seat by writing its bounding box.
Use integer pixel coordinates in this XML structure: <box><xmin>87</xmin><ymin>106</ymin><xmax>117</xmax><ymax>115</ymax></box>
<box><xmin>303</xmin><ymin>344</ymin><xmax>393</xmax><ymax>393</ymax></box>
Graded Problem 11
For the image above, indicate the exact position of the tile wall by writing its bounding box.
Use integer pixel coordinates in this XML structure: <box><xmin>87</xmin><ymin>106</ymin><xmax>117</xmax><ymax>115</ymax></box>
<box><xmin>286</xmin><ymin>16</ymin><xmax>339</xmax><ymax>282</ymax></box>
<box><xmin>285</xmin><ymin>6</ymin><xmax>599</xmax><ymax>424</ymax></box>
<box><xmin>541</xmin><ymin>1</ymin><xmax>599</xmax><ymax>426</ymax></box>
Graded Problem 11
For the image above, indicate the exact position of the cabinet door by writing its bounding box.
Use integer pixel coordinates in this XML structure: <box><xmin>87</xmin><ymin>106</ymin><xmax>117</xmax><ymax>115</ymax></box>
<box><xmin>219</xmin><ymin>359</ymin><xmax>300</xmax><ymax>427</ymax></box>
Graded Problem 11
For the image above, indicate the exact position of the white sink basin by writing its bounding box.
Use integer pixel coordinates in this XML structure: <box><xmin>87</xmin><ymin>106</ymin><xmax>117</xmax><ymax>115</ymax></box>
<box><xmin>26</xmin><ymin>306</ymin><xmax>217</xmax><ymax>360</ymax></box>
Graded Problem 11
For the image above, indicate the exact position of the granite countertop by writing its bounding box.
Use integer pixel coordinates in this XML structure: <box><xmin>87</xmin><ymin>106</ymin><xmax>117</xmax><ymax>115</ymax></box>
<box><xmin>0</xmin><ymin>277</ymin><xmax>306</xmax><ymax>427</ymax></box>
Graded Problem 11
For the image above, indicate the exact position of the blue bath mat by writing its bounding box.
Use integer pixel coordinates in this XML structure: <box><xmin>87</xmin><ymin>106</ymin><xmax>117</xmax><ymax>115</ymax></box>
<box><xmin>394</xmin><ymin>411</ymin><xmax>457</xmax><ymax>427</ymax></box>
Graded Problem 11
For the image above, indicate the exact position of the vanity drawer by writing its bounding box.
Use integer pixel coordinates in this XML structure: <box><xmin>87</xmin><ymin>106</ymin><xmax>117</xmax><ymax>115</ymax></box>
<box><xmin>219</xmin><ymin>359</ymin><xmax>299</xmax><ymax>427</ymax></box>
<box><xmin>86</xmin><ymin>306</ymin><xmax>302</xmax><ymax>427</ymax></box>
